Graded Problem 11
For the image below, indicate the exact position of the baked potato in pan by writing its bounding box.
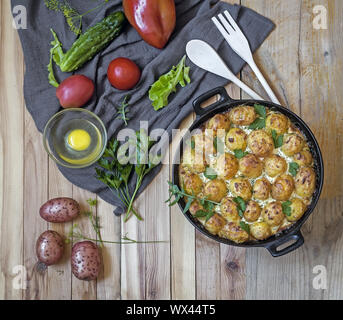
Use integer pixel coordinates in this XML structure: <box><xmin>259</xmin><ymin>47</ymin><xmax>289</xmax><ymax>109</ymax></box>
<box><xmin>173</xmin><ymin>87</ymin><xmax>323</xmax><ymax>257</ymax></box>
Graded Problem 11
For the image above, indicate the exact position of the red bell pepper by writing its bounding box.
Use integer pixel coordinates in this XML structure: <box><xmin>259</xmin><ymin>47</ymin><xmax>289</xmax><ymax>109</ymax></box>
<box><xmin>123</xmin><ymin>0</ymin><xmax>176</xmax><ymax>49</ymax></box>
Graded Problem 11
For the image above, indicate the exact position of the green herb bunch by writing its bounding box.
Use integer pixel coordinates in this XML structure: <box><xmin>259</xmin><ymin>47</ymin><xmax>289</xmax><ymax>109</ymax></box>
<box><xmin>95</xmin><ymin>130</ymin><xmax>160</xmax><ymax>222</ymax></box>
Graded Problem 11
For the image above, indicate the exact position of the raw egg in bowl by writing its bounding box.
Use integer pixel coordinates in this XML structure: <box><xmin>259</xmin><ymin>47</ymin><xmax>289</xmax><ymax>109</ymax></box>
<box><xmin>43</xmin><ymin>109</ymin><xmax>107</xmax><ymax>169</ymax></box>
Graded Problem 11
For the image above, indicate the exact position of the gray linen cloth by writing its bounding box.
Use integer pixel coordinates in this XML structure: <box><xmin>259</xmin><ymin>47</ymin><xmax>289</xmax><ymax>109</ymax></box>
<box><xmin>12</xmin><ymin>0</ymin><xmax>275</xmax><ymax>214</ymax></box>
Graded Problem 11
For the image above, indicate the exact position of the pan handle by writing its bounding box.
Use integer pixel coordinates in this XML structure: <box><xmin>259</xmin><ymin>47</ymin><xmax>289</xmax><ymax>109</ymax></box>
<box><xmin>193</xmin><ymin>87</ymin><xmax>235</xmax><ymax>118</ymax></box>
<box><xmin>265</xmin><ymin>231</ymin><xmax>304</xmax><ymax>257</ymax></box>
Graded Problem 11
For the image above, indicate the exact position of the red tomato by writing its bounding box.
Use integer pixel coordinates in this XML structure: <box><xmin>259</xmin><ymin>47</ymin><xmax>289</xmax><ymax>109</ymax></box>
<box><xmin>56</xmin><ymin>75</ymin><xmax>94</xmax><ymax>108</ymax></box>
<box><xmin>107</xmin><ymin>58</ymin><xmax>141</xmax><ymax>90</ymax></box>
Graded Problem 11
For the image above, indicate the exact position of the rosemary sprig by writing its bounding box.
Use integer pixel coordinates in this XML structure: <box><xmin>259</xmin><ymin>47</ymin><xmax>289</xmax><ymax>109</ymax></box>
<box><xmin>116</xmin><ymin>95</ymin><xmax>131</xmax><ymax>126</ymax></box>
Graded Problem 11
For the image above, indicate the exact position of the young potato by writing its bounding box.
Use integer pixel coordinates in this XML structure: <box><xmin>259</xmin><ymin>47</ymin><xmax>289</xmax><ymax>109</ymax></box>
<box><xmin>266</xmin><ymin>113</ymin><xmax>289</xmax><ymax>135</ymax></box>
<box><xmin>203</xmin><ymin>179</ymin><xmax>227</xmax><ymax>202</ymax></box>
<box><xmin>229</xmin><ymin>106</ymin><xmax>257</xmax><ymax>126</ymax></box>
<box><xmin>287</xmin><ymin>198</ymin><xmax>307</xmax><ymax>222</ymax></box>
<box><xmin>293</xmin><ymin>149</ymin><xmax>313</xmax><ymax>166</ymax></box>
<box><xmin>218</xmin><ymin>222</ymin><xmax>249</xmax><ymax>243</ymax></box>
<box><xmin>220</xmin><ymin>197</ymin><xmax>240</xmax><ymax>222</ymax></box>
<box><xmin>182</xmin><ymin>172</ymin><xmax>203</xmax><ymax>196</ymax></box>
<box><xmin>262</xmin><ymin>201</ymin><xmax>285</xmax><ymax>227</ymax></box>
<box><xmin>250</xmin><ymin>222</ymin><xmax>272</xmax><ymax>240</ymax></box>
<box><xmin>225</xmin><ymin>128</ymin><xmax>247</xmax><ymax>151</ymax></box>
<box><xmin>192</xmin><ymin>132</ymin><xmax>216</xmax><ymax>157</ymax></box>
<box><xmin>229</xmin><ymin>177</ymin><xmax>252</xmax><ymax>201</ymax></box>
<box><xmin>247</xmin><ymin>130</ymin><xmax>274</xmax><ymax>157</ymax></box>
<box><xmin>36</xmin><ymin>230</ymin><xmax>64</xmax><ymax>266</ymax></box>
<box><xmin>295</xmin><ymin>167</ymin><xmax>316</xmax><ymax>198</ymax></box>
<box><xmin>206</xmin><ymin>114</ymin><xmax>231</xmax><ymax>136</ymax></box>
<box><xmin>205</xmin><ymin>213</ymin><xmax>226</xmax><ymax>235</ymax></box>
<box><xmin>71</xmin><ymin>241</ymin><xmax>101</xmax><ymax>281</ymax></box>
<box><xmin>188</xmin><ymin>200</ymin><xmax>204</xmax><ymax>216</ymax></box>
<box><xmin>215</xmin><ymin>153</ymin><xmax>238</xmax><ymax>180</ymax></box>
<box><xmin>182</xmin><ymin>147</ymin><xmax>207</xmax><ymax>173</ymax></box>
<box><xmin>253</xmin><ymin>178</ymin><xmax>271</xmax><ymax>200</ymax></box>
<box><xmin>271</xmin><ymin>174</ymin><xmax>295</xmax><ymax>201</ymax></box>
<box><xmin>282</xmin><ymin>134</ymin><xmax>304</xmax><ymax>156</ymax></box>
<box><xmin>244</xmin><ymin>201</ymin><xmax>262</xmax><ymax>222</ymax></box>
<box><xmin>239</xmin><ymin>154</ymin><xmax>263</xmax><ymax>178</ymax></box>
<box><xmin>264</xmin><ymin>154</ymin><xmax>287</xmax><ymax>177</ymax></box>
<box><xmin>40</xmin><ymin>198</ymin><xmax>80</xmax><ymax>223</ymax></box>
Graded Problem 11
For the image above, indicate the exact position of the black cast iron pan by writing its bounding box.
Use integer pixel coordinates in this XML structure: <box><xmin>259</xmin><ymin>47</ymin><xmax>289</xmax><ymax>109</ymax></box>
<box><xmin>172</xmin><ymin>87</ymin><xmax>324</xmax><ymax>257</ymax></box>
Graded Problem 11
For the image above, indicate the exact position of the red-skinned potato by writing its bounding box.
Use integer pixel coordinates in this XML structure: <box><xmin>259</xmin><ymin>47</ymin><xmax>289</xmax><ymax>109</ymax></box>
<box><xmin>71</xmin><ymin>241</ymin><xmax>101</xmax><ymax>281</ymax></box>
<box><xmin>36</xmin><ymin>230</ymin><xmax>64</xmax><ymax>266</ymax></box>
<box><xmin>56</xmin><ymin>75</ymin><xmax>94</xmax><ymax>108</ymax></box>
<box><xmin>40</xmin><ymin>197</ymin><xmax>80</xmax><ymax>223</ymax></box>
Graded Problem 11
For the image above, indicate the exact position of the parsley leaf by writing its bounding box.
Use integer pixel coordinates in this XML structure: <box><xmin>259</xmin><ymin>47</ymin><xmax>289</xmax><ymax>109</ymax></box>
<box><xmin>254</xmin><ymin>104</ymin><xmax>267</xmax><ymax>119</ymax></box>
<box><xmin>149</xmin><ymin>55</ymin><xmax>191</xmax><ymax>111</ymax></box>
<box><xmin>282</xmin><ymin>201</ymin><xmax>292</xmax><ymax>216</ymax></box>
<box><xmin>204</xmin><ymin>167</ymin><xmax>217</xmax><ymax>180</ymax></box>
<box><xmin>271</xmin><ymin>130</ymin><xmax>284</xmax><ymax>148</ymax></box>
<box><xmin>289</xmin><ymin>162</ymin><xmax>300</xmax><ymax>177</ymax></box>
<box><xmin>240</xmin><ymin>221</ymin><xmax>250</xmax><ymax>234</ymax></box>
<box><xmin>233</xmin><ymin>196</ymin><xmax>246</xmax><ymax>214</ymax></box>
<box><xmin>234</xmin><ymin>149</ymin><xmax>248</xmax><ymax>159</ymax></box>
<box><xmin>248</xmin><ymin>118</ymin><xmax>266</xmax><ymax>130</ymax></box>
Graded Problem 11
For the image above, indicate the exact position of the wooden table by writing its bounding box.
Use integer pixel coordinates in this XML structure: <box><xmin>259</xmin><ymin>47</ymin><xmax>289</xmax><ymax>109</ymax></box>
<box><xmin>1</xmin><ymin>0</ymin><xmax>343</xmax><ymax>300</ymax></box>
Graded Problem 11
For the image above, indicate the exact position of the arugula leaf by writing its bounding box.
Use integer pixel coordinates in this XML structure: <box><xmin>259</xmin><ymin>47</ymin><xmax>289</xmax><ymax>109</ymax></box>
<box><xmin>271</xmin><ymin>130</ymin><xmax>284</xmax><ymax>148</ymax></box>
<box><xmin>240</xmin><ymin>221</ymin><xmax>250</xmax><ymax>234</ymax></box>
<box><xmin>204</xmin><ymin>167</ymin><xmax>217</xmax><ymax>180</ymax></box>
<box><xmin>289</xmin><ymin>162</ymin><xmax>300</xmax><ymax>177</ymax></box>
<box><xmin>282</xmin><ymin>201</ymin><xmax>292</xmax><ymax>216</ymax></box>
<box><xmin>254</xmin><ymin>104</ymin><xmax>267</xmax><ymax>119</ymax></box>
<box><xmin>234</xmin><ymin>149</ymin><xmax>248</xmax><ymax>159</ymax></box>
<box><xmin>48</xmin><ymin>29</ymin><xmax>66</xmax><ymax>87</ymax></box>
<box><xmin>149</xmin><ymin>55</ymin><xmax>191</xmax><ymax>111</ymax></box>
<box><xmin>248</xmin><ymin>118</ymin><xmax>266</xmax><ymax>130</ymax></box>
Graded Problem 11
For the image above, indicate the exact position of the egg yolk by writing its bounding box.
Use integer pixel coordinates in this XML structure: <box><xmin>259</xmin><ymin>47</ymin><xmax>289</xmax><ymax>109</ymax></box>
<box><xmin>67</xmin><ymin>129</ymin><xmax>91</xmax><ymax>151</ymax></box>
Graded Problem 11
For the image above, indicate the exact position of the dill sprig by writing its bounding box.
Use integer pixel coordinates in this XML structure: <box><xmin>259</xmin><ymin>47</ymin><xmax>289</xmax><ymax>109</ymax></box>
<box><xmin>44</xmin><ymin>0</ymin><xmax>110</xmax><ymax>36</ymax></box>
<box><xmin>116</xmin><ymin>95</ymin><xmax>131</xmax><ymax>126</ymax></box>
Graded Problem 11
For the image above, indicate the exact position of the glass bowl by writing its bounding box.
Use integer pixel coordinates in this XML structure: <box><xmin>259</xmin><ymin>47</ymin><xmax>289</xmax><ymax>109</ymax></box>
<box><xmin>43</xmin><ymin>108</ymin><xmax>107</xmax><ymax>169</ymax></box>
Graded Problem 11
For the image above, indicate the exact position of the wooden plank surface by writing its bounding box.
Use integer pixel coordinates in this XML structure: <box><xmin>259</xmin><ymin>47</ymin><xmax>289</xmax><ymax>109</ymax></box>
<box><xmin>1</xmin><ymin>0</ymin><xmax>343</xmax><ymax>300</ymax></box>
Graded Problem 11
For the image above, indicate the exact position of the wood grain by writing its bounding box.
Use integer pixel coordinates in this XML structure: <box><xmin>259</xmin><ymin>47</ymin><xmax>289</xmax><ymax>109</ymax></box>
<box><xmin>1</xmin><ymin>0</ymin><xmax>343</xmax><ymax>300</ymax></box>
<box><xmin>47</xmin><ymin>161</ymin><xmax>72</xmax><ymax>300</ymax></box>
<box><xmin>0</xmin><ymin>0</ymin><xmax>24</xmax><ymax>300</ymax></box>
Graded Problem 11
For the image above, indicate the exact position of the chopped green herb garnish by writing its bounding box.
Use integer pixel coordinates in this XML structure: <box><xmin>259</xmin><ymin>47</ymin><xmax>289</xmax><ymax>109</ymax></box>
<box><xmin>249</xmin><ymin>118</ymin><xmax>266</xmax><ymax>130</ymax></box>
<box><xmin>282</xmin><ymin>201</ymin><xmax>292</xmax><ymax>216</ymax></box>
<box><xmin>289</xmin><ymin>162</ymin><xmax>300</xmax><ymax>177</ymax></box>
<box><xmin>271</xmin><ymin>130</ymin><xmax>284</xmax><ymax>148</ymax></box>
<box><xmin>240</xmin><ymin>221</ymin><xmax>250</xmax><ymax>234</ymax></box>
<box><xmin>204</xmin><ymin>167</ymin><xmax>217</xmax><ymax>180</ymax></box>
<box><xmin>234</xmin><ymin>149</ymin><xmax>248</xmax><ymax>159</ymax></box>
